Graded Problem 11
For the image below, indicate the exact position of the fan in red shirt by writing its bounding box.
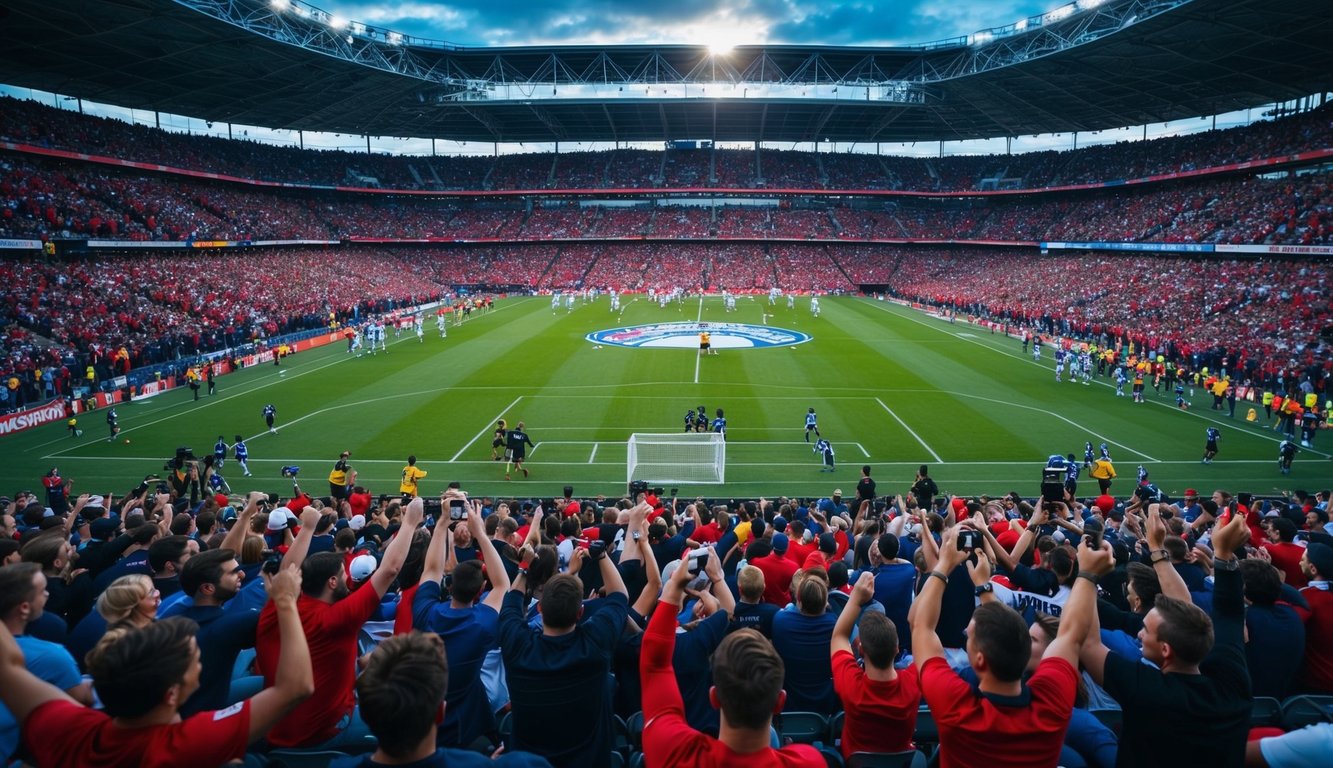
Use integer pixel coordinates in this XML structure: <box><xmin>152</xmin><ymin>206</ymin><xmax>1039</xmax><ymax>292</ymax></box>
<box><xmin>1</xmin><ymin>565</ymin><xmax>314</xmax><ymax>768</ymax></box>
<box><xmin>911</xmin><ymin>522</ymin><xmax>1108</xmax><ymax>768</ymax></box>
<box><xmin>255</xmin><ymin>499</ymin><xmax>422</xmax><ymax>748</ymax></box>
<box><xmin>640</xmin><ymin>554</ymin><xmax>823</xmax><ymax>768</ymax></box>
<box><xmin>1261</xmin><ymin>517</ymin><xmax>1309</xmax><ymax>588</ymax></box>
<box><xmin>784</xmin><ymin>521</ymin><xmax>818</xmax><ymax>566</ymax></box>
<box><xmin>752</xmin><ymin>534</ymin><xmax>800</xmax><ymax>606</ymax></box>
<box><xmin>830</xmin><ymin>571</ymin><xmax>919</xmax><ymax>758</ymax></box>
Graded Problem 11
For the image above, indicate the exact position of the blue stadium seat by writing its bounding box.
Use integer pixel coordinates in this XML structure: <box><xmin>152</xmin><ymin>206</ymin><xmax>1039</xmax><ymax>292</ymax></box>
<box><xmin>626</xmin><ymin>711</ymin><xmax>644</xmax><ymax>751</ymax></box>
<box><xmin>911</xmin><ymin>706</ymin><xmax>938</xmax><ymax>752</ymax></box>
<box><xmin>820</xmin><ymin>745</ymin><xmax>845</xmax><ymax>768</ymax></box>
<box><xmin>777</xmin><ymin>711</ymin><xmax>829</xmax><ymax>744</ymax></box>
<box><xmin>1250</xmin><ymin>696</ymin><xmax>1283</xmax><ymax>728</ymax></box>
<box><xmin>1281</xmin><ymin>695</ymin><xmax>1333</xmax><ymax>731</ymax></box>
<box><xmin>827</xmin><ymin>710</ymin><xmax>845</xmax><ymax>749</ymax></box>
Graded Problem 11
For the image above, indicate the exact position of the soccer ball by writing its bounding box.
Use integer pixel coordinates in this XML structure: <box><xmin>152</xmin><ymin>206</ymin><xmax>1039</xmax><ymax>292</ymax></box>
<box><xmin>124</xmin><ymin>439</ymin><xmax>131</xmax><ymax>444</ymax></box>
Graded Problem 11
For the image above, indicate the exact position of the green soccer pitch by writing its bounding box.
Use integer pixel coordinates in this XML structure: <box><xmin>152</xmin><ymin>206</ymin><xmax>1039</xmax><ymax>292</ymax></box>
<box><xmin>4</xmin><ymin>295</ymin><xmax>1324</xmax><ymax>502</ymax></box>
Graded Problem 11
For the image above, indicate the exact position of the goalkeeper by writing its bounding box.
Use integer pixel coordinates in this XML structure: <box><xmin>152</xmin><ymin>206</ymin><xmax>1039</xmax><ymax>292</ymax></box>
<box><xmin>814</xmin><ymin>437</ymin><xmax>835</xmax><ymax>472</ymax></box>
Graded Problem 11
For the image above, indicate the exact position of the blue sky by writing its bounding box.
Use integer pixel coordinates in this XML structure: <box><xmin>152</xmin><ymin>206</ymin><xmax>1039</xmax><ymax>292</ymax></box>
<box><xmin>319</xmin><ymin>0</ymin><xmax>1058</xmax><ymax>47</ymax></box>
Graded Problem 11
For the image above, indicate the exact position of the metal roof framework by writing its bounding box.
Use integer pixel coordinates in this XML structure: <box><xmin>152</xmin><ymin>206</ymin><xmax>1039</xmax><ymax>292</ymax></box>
<box><xmin>0</xmin><ymin>0</ymin><xmax>1328</xmax><ymax>144</ymax></box>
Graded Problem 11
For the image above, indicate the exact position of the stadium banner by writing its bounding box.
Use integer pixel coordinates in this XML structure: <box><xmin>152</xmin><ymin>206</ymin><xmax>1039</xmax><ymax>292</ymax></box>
<box><xmin>87</xmin><ymin>239</ymin><xmax>187</xmax><ymax>249</ymax></box>
<box><xmin>0</xmin><ymin>238</ymin><xmax>43</xmax><ymax>250</ymax></box>
<box><xmin>0</xmin><ymin>399</ymin><xmax>68</xmax><ymax>436</ymax></box>
<box><xmin>1041</xmin><ymin>241</ymin><xmax>1214</xmax><ymax>253</ymax></box>
<box><xmin>1214</xmin><ymin>244</ymin><xmax>1333</xmax><ymax>256</ymax></box>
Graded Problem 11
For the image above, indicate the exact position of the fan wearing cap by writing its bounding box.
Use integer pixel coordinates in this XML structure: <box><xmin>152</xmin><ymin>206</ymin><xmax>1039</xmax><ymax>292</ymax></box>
<box><xmin>254</xmin><ymin>499</ymin><xmax>424</xmax><ymax>749</ymax></box>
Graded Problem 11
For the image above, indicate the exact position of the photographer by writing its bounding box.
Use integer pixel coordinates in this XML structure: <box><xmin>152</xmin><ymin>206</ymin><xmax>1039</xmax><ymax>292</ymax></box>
<box><xmin>165</xmin><ymin>448</ymin><xmax>201</xmax><ymax>505</ymax></box>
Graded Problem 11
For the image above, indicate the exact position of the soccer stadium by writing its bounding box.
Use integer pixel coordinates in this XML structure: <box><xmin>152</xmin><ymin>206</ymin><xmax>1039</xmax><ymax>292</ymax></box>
<box><xmin>0</xmin><ymin>0</ymin><xmax>1331</xmax><ymax>766</ymax></box>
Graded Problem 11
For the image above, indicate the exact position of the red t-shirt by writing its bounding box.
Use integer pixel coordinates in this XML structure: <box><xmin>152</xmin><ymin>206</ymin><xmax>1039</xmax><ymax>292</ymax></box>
<box><xmin>255</xmin><ymin>582</ymin><xmax>380</xmax><ymax>746</ymax></box>
<box><xmin>640</xmin><ymin>600</ymin><xmax>823</xmax><ymax>768</ymax></box>
<box><xmin>920</xmin><ymin>655</ymin><xmax>1076</xmax><ymax>768</ymax></box>
<box><xmin>831</xmin><ymin>649</ymin><xmax>919</xmax><ymax>758</ymax></box>
<box><xmin>786</xmin><ymin>539</ymin><xmax>817</xmax><ymax>568</ymax></box>
<box><xmin>692</xmin><ymin>523</ymin><xmax>722</xmax><ymax>544</ymax></box>
<box><xmin>1295</xmin><ymin>585</ymin><xmax>1333</xmax><ymax>691</ymax></box>
<box><xmin>802</xmin><ymin>551</ymin><xmax>833</xmax><ymax>572</ymax></box>
<box><xmin>348</xmin><ymin>492</ymin><xmax>371</xmax><ymax>518</ymax></box>
<box><xmin>753</xmin><ymin>553</ymin><xmax>799</xmax><ymax>607</ymax></box>
<box><xmin>23</xmin><ymin>698</ymin><xmax>250</xmax><ymax>768</ymax></box>
<box><xmin>1263</xmin><ymin>542</ymin><xmax>1309</xmax><ymax>588</ymax></box>
<box><xmin>394</xmin><ymin>583</ymin><xmax>420</xmax><ymax>635</ymax></box>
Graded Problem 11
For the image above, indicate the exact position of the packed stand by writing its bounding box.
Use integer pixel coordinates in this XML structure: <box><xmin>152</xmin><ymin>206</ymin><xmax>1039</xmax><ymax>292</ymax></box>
<box><xmin>3</xmin><ymin>456</ymin><xmax>1333</xmax><ymax>768</ymax></box>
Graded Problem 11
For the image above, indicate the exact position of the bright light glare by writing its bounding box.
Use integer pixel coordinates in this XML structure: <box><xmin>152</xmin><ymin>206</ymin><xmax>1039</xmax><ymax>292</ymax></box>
<box><xmin>708</xmin><ymin>43</ymin><xmax>734</xmax><ymax>56</ymax></box>
<box><xmin>269</xmin><ymin>0</ymin><xmax>289</xmax><ymax>10</ymax></box>
<box><xmin>328</xmin><ymin>15</ymin><xmax>347</xmax><ymax>30</ymax></box>
<box><xmin>970</xmin><ymin>31</ymin><xmax>993</xmax><ymax>46</ymax></box>
<box><xmin>1078</xmin><ymin>0</ymin><xmax>1106</xmax><ymax>8</ymax></box>
<box><xmin>1015</xmin><ymin>19</ymin><xmax>1028</xmax><ymax>31</ymax></box>
<box><xmin>387</xmin><ymin>31</ymin><xmax>403</xmax><ymax>45</ymax></box>
<box><xmin>1047</xmin><ymin>4</ymin><xmax>1076</xmax><ymax>21</ymax></box>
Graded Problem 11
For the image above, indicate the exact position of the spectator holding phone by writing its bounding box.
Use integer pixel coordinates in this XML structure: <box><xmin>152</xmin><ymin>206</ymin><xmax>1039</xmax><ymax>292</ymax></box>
<box><xmin>413</xmin><ymin>492</ymin><xmax>510</xmax><ymax>748</ymax></box>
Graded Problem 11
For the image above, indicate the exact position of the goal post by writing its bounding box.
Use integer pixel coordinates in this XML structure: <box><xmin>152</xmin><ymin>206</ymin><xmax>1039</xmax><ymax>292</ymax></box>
<box><xmin>627</xmin><ymin>432</ymin><xmax>726</xmax><ymax>485</ymax></box>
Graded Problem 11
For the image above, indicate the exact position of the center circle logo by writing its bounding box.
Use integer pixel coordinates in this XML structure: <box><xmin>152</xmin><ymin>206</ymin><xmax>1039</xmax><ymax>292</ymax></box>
<box><xmin>586</xmin><ymin>322</ymin><xmax>811</xmax><ymax>349</ymax></box>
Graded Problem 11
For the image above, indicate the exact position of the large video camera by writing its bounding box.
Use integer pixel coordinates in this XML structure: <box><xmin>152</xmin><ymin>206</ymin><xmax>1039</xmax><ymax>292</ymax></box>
<box><xmin>628</xmin><ymin>479</ymin><xmax>649</xmax><ymax>497</ymax></box>
<box><xmin>165</xmin><ymin>446</ymin><xmax>196</xmax><ymax>471</ymax></box>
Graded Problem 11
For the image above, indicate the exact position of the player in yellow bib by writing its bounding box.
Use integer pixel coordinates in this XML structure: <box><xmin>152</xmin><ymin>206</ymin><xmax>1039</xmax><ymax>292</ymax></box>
<box><xmin>400</xmin><ymin>455</ymin><xmax>427</xmax><ymax>498</ymax></box>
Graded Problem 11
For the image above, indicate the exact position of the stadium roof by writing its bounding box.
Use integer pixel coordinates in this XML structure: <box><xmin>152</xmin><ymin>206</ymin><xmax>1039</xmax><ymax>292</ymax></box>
<box><xmin>0</xmin><ymin>0</ymin><xmax>1329</xmax><ymax>144</ymax></box>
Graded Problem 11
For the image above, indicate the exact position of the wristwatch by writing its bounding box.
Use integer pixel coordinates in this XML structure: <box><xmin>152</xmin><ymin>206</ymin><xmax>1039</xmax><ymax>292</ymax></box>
<box><xmin>974</xmin><ymin>583</ymin><xmax>994</xmax><ymax>596</ymax></box>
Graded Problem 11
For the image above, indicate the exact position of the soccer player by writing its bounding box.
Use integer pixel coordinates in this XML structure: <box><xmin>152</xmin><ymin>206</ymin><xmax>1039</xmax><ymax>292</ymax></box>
<box><xmin>551</xmin><ymin>292</ymin><xmax>560</xmax><ymax>313</ymax></box>
<box><xmin>698</xmin><ymin>329</ymin><xmax>710</xmax><ymax>357</ymax></box>
<box><xmin>787</xmin><ymin>293</ymin><xmax>796</xmax><ymax>309</ymax></box>
<box><xmin>694</xmin><ymin>405</ymin><xmax>709</xmax><ymax>433</ymax></box>
<box><xmin>400</xmin><ymin>455</ymin><xmax>427</xmax><ymax>498</ymax></box>
<box><xmin>684</xmin><ymin>408</ymin><xmax>696</xmax><ymax>434</ymax></box>
<box><xmin>1278</xmin><ymin>439</ymin><xmax>1298</xmax><ymax>475</ymax></box>
<box><xmin>328</xmin><ymin>451</ymin><xmax>352</xmax><ymax>501</ymax></box>
<box><xmin>491</xmin><ymin>419</ymin><xmax>508</xmax><ymax>461</ymax></box>
<box><xmin>436</xmin><ymin>310</ymin><xmax>447</xmax><ymax>338</ymax></box>
<box><xmin>1083</xmin><ymin>441</ymin><xmax>1094</xmax><ymax>469</ymax></box>
<box><xmin>1099</xmin><ymin>443</ymin><xmax>1111</xmax><ymax>461</ymax></box>
<box><xmin>1202</xmin><ymin>426</ymin><xmax>1221</xmax><ymax>464</ymax></box>
<box><xmin>810</xmin><ymin>294</ymin><xmax>820</xmax><ymax>317</ymax></box>
<box><xmin>415</xmin><ymin>315</ymin><xmax>424</xmax><ymax>343</ymax></box>
<box><xmin>804</xmin><ymin>407</ymin><xmax>820</xmax><ymax>442</ymax></box>
<box><xmin>1080</xmin><ymin>350</ymin><xmax>1093</xmax><ymax>385</ymax></box>
<box><xmin>106</xmin><ymin>407</ymin><xmax>119</xmax><ymax>442</ymax></box>
<box><xmin>505</xmin><ymin>422</ymin><xmax>535</xmax><ymax>480</ymax></box>
<box><xmin>1175</xmin><ymin>382</ymin><xmax>1188</xmax><ymax>410</ymax></box>
<box><xmin>814</xmin><ymin>438</ymin><xmax>835</xmax><ymax>472</ymax></box>
<box><xmin>233</xmin><ymin>435</ymin><xmax>251</xmax><ymax>477</ymax></box>
<box><xmin>711</xmin><ymin>408</ymin><xmax>727</xmax><ymax>437</ymax></box>
<box><xmin>1032</xmin><ymin>336</ymin><xmax>1042</xmax><ymax>362</ymax></box>
<box><xmin>263</xmin><ymin>404</ymin><xmax>277</xmax><ymax>434</ymax></box>
<box><xmin>67</xmin><ymin>417</ymin><xmax>81</xmax><ymax>438</ymax></box>
<box><xmin>213</xmin><ymin>435</ymin><xmax>228</xmax><ymax>470</ymax></box>
<box><xmin>1114</xmin><ymin>366</ymin><xmax>1127</xmax><ymax>397</ymax></box>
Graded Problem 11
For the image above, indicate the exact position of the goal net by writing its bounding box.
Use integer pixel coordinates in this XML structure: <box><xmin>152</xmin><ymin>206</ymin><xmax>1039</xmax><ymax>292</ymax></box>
<box><xmin>627</xmin><ymin>432</ymin><xmax>726</xmax><ymax>485</ymax></box>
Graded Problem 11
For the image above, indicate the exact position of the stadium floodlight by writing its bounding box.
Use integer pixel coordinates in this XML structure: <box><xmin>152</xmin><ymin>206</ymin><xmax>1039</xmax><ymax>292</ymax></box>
<box><xmin>269</xmin><ymin>0</ymin><xmax>289</xmax><ymax>10</ymax></box>
<box><xmin>386</xmin><ymin>31</ymin><xmax>403</xmax><ymax>45</ymax></box>
<box><xmin>328</xmin><ymin>15</ymin><xmax>347</xmax><ymax>30</ymax></box>
<box><xmin>708</xmin><ymin>43</ymin><xmax>734</xmax><ymax>57</ymax></box>
<box><xmin>970</xmin><ymin>31</ymin><xmax>994</xmax><ymax>46</ymax></box>
<box><xmin>1046</xmin><ymin>3</ymin><xmax>1076</xmax><ymax>22</ymax></box>
<box><xmin>1014</xmin><ymin>19</ymin><xmax>1028</xmax><ymax>31</ymax></box>
<box><xmin>627</xmin><ymin>433</ymin><xmax>726</xmax><ymax>485</ymax></box>
<box><xmin>1077</xmin><ymin>0</ymin><xmax>1106</xmax><ymax>9</ymax></box>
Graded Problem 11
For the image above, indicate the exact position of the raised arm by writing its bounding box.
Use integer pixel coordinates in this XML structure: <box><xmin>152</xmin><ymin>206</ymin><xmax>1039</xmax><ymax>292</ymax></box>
<box><xmin>280</xmin><ymin>506</ymin><xmax>322</xmax><ymax>571</ymax></box>
<box><xmin>704</xmin><ymin>547</ymin><xmax>735</xmax><ymax>618</ymax></box>
<box><xmin>522</xmin><ymin>505</ymin><xmax>545</xmax><ymax>549</ymax></box>
<box><xmin>632</xmin><ymin>515</ymin><xmax>663</xmax><ymax>617</ymax></box>
<box><xmin>598</xmin><ymin>539</ymin><xmax>628</xmax><ymax>599</ymax></box>
<box><xmin>1044</xmin><ymin>539</ymin><xmax>1114</xmax><ymax>667</ymax></box>
<box><xmin>370</xmin><ymin>497</ymin><xmax>424</xmax><ymax>597</ymax></box>
<box><xmin>420</xmin><ymin>498</ymin><xmax>452</xmax><ymax>588</ymax></box>
<box><xmin>1144</xmin><ymin>504</ymin><xmax>1191</xmax><ymax>603</ymax></box>
<box><xmin>832</xmin><ymin>571</ymin><xmax>875</xmax><ymax>657</ymax></box>
<box><xmin>912</xmin><ymin>526</ymin><xmax>970</xmax><ymax>670</ymax></box>
<box><xmin>470</xmin><ymin>499</ymin><xmax>511</xmax><ymax>612</ymax></box>
<box><xmin>219</xmin><ymin>492</ymin><xmax>262</xmax><ymax>554</ymax></box>
<box><xmin>246</xmin><ymin>566</ymin><xmax>315</xmax><ymax>740</ymax></box>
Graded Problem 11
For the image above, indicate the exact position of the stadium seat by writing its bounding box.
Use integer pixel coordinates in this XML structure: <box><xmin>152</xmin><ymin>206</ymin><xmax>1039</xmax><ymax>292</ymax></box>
<box><xmin>911</xmin><ymin>706</ymin><xmax>938</xmax><ymax>752</ymax></box>
<box><xmin>610</xmin><ymin>750</ymin><xmax>625</xmax><ymax>768</ymax></box>
<box><xmin>820</xmin><ymin>745</ymin><xmax>845</xmax><ymax>768</ymax></box>
<box><xmin>827</xmin><ymin>710</ymin><xmax>845</xmax><ymax>748</ymax></box>
<box><xmin>498</xmin><ymin>711</ymin><xmax>513</xmax><ymax>740</ymax></box>
<box><xmin>628</xmin><ymin>752</ymin><xmax>645</xmax><ymax>768</ymax></box>
<box><xmin>846</xmin><ymin>750</ymin><xmax>928</xmax><ymax>768</ymax></box>
<box><xmin>263</xmin><ymin>749</ymin><xmax>351</xmax><ymax>768</ymax></box>
<box><xmin>1281</xmin><ymin>695</ymin><xmax>1333</xmax><ymax>731</ymax></box>
<box><xmin>777</xmin><ymin>711</ymin><xmax>829</xmax><ymax>744</ymax></box>
<box><xmin>1250</xmin><ymin>697</ymin><xmax>1284</xmax><ymax>728</ymax></box>
<box><xmin>626</xmin><ymin>711</ymin><xmax>644</xmax><ymax>751</ymax></box>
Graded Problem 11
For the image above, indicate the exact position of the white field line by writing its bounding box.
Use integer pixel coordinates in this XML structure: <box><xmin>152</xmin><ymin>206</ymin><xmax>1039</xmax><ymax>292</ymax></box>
<box><xmin>875</xmin><ymin>398</ymin><xmax>943</xmax><ymax>463</ymax></box>
<box><xmin>452</xmin><ymin>396</ymin><xmax>523</xmax><ymax>462</ymax></box>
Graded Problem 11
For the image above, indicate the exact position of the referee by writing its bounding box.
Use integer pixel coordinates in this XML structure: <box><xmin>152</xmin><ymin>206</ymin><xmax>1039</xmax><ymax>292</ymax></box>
<box><xmin>506</xmin><ymin>421</ymin><xmax>535</xmax><ymax>480</ymax></box>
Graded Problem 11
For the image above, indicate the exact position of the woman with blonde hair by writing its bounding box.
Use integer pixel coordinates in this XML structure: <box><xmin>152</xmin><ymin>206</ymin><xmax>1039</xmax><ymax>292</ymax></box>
<box><xmin>96</xmin><ymin>574</ymin><xmax>159</xmax><ymax>630</ymax></box>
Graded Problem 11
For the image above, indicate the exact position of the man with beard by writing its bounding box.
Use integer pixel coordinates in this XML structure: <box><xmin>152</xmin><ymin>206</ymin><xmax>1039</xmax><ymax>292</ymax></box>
<box><xmin>176</xmin><ymin>548</ymin><xmax>259</xmax><ymax>716</ymax></box>
<box><xmin>255</xmin><ymin>500</ymin><xmax>423</xmax><ymax>748</ymax></box>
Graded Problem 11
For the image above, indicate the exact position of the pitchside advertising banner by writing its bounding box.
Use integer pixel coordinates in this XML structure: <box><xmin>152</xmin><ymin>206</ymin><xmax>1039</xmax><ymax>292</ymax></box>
<box><xmin>0</xmin><ymin>399</ymin><xmax>68</xmax><ymax>436</ymax></box>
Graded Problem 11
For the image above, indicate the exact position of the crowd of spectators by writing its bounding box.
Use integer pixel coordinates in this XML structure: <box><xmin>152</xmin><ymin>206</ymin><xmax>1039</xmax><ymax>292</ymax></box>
<box><xmin>3</xmin><ymin>461</ymin><xmax>1333</xmax><ymax>767</ymax></box>
<box><xmin>8</xmin><ymin>150</ymin><xmax>1327</xmax><ymax>247</ymax></box>
<box><xmin>4</xmin><ymin>95</ymin><xmax>1330</xmax><ymax>193</ymax></box>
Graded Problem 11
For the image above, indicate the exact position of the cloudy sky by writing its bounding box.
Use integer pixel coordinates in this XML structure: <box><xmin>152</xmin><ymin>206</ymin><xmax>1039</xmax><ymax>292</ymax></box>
<box><xmin>319</xmin><ymin>0</ymin><xmax>1057</xmax><ymax>48</ymax></box>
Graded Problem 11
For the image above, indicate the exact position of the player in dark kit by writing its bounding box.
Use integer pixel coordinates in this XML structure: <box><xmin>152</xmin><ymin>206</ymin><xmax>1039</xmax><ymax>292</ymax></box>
<box><xmin>106</xmin><ymin>408</ymin><xmax>119</xmax><ymax>442</ymax></box>
<box><xmin>694</xmin><ymin>406</ymin><xmax>709</xmax><ymax>433</ymax></box>
<box><xmin>805</xmin><ymin>408</ymin><xmax>820</xmax><ymax>442</ymax></box>
<box><xmin>491</xmin><ymin>418</ymin><xmax>508</xmax><ymax>461</ymax></box>
<box><xmin>505</xmin><ymin>421</ymin><xmax>535</xmax><ymax>480</ymax></box>
<box><xmin>1202</xmin><ymin>426</ymin><xmax>1220</xmax><ymax>464</ymax></box>
<box><xmin>263</xmin><ymin>404</ymin><xmax>277</xmax><ymax>434</ymax></box>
